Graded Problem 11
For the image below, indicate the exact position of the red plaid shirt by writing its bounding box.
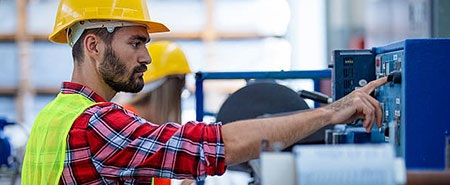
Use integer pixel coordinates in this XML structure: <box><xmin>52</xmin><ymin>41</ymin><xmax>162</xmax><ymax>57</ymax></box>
<box><xmin>58</xmin><ymin>82</ymin><xmax>226</xmax><ymax>184</ymax></box>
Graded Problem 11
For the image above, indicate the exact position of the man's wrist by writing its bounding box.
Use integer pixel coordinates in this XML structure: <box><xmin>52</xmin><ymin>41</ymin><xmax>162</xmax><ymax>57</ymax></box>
<box><xmin>315</xmin><ymin>107</ymin><xmax>334</xmax><ymax>126</ymax></box>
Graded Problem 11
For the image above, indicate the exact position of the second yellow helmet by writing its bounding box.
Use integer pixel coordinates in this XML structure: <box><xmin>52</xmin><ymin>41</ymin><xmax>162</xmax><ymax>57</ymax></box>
<box><xmin>143</xmin><ymin>41</ymin><xmax>191</xmax><ymax>84</ymax></box>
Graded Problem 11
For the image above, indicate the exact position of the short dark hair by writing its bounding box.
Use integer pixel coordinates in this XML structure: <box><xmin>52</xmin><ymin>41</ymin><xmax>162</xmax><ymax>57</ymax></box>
<box><xmin>71</xmin><ymin>27</ymin><xmax>121</xmax><ymax>63</ymax></box>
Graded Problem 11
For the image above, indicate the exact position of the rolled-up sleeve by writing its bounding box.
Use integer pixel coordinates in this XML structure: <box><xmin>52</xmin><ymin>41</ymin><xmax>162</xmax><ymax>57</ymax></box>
<box><xmin>86</xmin><ymin>104</ymin><xmax>226</xmax><ymax>182</ymax></box>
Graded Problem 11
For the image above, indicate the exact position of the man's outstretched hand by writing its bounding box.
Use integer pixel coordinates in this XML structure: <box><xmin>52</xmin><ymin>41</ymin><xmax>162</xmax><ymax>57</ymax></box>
<box><xmin>324</xmin><ymin>77</ymin><xmax>388</xmax><ymax>132</ymax></box>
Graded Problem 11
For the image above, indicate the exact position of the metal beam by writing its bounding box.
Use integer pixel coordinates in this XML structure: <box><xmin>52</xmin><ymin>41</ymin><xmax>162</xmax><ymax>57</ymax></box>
<box><xmin>196</xmin><ymin>70</ymin><xmax>332</xmax><ymax>80</ymax></box>
<box><xmin>15</xmin><ymin>0</ymin><xmax>33</xmax><ymax>124</ymax></box>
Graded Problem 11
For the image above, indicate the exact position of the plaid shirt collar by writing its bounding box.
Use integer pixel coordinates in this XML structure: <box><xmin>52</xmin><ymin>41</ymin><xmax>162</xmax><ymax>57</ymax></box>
<box><xmin>60</xmin><ymin>82</ymin><xmax>106</xmax><ymax>103</ymax></box>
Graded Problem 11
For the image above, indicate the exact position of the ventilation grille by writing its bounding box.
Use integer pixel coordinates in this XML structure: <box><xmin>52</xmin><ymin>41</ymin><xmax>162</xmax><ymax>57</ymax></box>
<box><xmin>343</xmin><ymin>57</ymin><xmax>354</xmax><ymax>95</ymax></box>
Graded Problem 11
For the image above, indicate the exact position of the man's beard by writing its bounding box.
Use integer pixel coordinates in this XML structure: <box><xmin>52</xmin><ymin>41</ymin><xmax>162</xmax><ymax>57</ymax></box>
<box><xmin>99</xmin><ymin>46</ymin><xmax>147</xmax><ymax>93</ymax></box>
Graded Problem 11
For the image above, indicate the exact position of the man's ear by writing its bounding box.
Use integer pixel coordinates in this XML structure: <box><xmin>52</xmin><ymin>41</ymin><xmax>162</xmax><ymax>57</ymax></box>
<box><xmin>84</xmin><ymin>33</ymin><xmax>103</xmax><ymax>60</ymax></box>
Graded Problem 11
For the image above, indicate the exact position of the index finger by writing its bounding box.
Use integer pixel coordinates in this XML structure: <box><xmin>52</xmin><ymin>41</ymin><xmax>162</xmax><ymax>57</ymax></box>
<box><xmin>361</xmin><ymin>77</ymin><xmax>388</xmax><ymax>94</ymax></box>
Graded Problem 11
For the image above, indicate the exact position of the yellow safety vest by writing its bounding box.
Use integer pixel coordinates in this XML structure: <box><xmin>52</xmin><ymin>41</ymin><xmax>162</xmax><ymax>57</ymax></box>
<box><xmin>22</xmin><ymin>93</ymin><xmax>162</xmax><ymax>184</ymax></box>
<box><xmin>22</xmin><ymin>93</ymin><xmax>100</xmax><ymax>185</ymax></box>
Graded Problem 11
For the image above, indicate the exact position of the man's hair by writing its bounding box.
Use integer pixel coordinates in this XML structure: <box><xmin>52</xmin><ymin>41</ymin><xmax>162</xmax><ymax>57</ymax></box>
<box><xmin>71</xmin><ymin>27</ymin><xmax>121</xmax><ymax>63</ymax></box>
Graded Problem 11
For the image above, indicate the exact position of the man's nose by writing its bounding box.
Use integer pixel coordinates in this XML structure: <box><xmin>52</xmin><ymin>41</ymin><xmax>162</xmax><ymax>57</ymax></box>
<box><xmin>139</xmin><ymin>48</ymin><xmax>151</xmax><ymax>65</ymax></box>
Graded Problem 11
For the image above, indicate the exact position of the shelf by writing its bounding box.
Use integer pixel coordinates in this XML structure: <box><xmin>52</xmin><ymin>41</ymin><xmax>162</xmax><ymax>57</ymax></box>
<box><xmin>0</xmin><ymin>32</ymin><xmax>273</xmax><ymax>42</ymax></box>
<box><xmin>0</xmin><ymin>87</ymin><xmax>59</xmax><ymax>95</ymax></box>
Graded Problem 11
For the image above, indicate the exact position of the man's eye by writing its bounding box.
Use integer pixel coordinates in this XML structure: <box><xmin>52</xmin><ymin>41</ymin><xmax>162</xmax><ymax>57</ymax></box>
<box><xmin>131</xmin><ymin>42</ymin><xmax>139</xmax><ymax>47</ymax></box>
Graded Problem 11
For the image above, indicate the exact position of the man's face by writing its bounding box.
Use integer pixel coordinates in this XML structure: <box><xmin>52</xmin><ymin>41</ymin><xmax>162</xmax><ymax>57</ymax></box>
<box><xmin>98</xmin><ymin>26</ymin><xmax>151</xmax><ymax>93</ymax></box>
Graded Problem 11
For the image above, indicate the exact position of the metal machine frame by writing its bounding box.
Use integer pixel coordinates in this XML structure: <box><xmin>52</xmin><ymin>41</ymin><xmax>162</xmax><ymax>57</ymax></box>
<box><xmin>194</xmin><ymin>70</ymin><xmax>332</xmax><ymax>121</ymax></box>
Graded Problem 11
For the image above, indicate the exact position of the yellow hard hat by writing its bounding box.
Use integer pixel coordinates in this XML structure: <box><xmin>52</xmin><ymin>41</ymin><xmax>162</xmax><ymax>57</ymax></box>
<box><xmin>143</xmin><ymin>40</ymin><xmax>191</xmax><ymax>83</ymax></box>
<box><xmin>49</xmin><ymin>0</ymin><xmax>169</xmax><ymax>44</ymax></box>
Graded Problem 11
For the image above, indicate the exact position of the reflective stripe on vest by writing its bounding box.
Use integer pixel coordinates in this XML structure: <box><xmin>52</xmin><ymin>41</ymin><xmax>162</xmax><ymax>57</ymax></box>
<box><xmin>22</xmin><ymin>93</ymin><xmax>100</xmax><ymax>185</ymax></box>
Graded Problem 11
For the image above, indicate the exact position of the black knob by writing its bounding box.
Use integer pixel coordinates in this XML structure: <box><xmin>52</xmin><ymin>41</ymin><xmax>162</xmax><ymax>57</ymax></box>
<box><xmin>299</xmin><ymin>90</ymin><xmax>332</xmax><ymax>104</ymax></box>
<box><xmin>387</xmin><ymin>71</ymin><xmax>402</xmax><ymax>84</ymax></box>
<box><xmin>384</xmin><ymin>126</ymin><xmax>390</xmax><ymax>137</ymax></box>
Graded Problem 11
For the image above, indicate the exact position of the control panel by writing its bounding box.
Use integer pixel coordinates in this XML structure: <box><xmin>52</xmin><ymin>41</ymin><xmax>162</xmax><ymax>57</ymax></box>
<box><xmin>375</xmin><ymin>50</ymin><xmax>404</xmax><ymax>156</ymax></box>
<box><xmin>331</xmin><ymin>39</ymin><xmax>450</xmax><ymax>170</ymax></box>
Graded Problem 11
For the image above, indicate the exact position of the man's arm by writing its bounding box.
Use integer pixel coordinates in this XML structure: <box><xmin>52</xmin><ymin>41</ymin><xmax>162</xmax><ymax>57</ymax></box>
<box><xmin>83</xmin><ymin>103</ymin><xmax>226</xmax><ymax>181</ymax></box>
<box><xmin>222</xmin><ymin>77</ymin><xmax>387</xmax><ymax>165</ymax></box>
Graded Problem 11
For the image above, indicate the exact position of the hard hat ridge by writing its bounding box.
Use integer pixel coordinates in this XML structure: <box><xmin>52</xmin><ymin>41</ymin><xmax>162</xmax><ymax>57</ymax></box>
<box><xmin>67</xmin><ymin>20</ymin><xmax>146</xmax><ymax>47</ymax></box>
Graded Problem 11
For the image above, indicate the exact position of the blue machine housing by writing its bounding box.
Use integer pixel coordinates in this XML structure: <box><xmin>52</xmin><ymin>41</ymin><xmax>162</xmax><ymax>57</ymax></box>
<box><xmin>332</xmin><ymin>49</ymin><xmax>376</xmax><ymax>101</ymax></box>
<box><xmin>373</xmin><ymin>39</ymin><xmax>450</xmax><ymax>170</ymax></box>
<box><xmin>332</xmin><ymin>39</ymin><xmax>450</xmax><ymax>170</ymax></box>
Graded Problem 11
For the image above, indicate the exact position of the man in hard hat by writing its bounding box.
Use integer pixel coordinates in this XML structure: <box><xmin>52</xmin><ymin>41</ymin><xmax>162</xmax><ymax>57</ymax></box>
<box><xmin>22</xmin><ymin>0</ymin><xmax>387</xmax><ymax>184</ymax></box>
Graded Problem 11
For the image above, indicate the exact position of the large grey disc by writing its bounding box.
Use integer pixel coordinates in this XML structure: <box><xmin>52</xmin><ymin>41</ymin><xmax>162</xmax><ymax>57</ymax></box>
<box><xmin>217</xmin><ymin>82</ymin><xmax>309</xmax><ymax>124</ymax></box>
<box><xmin>216</xmin><ymin>82</ymin><xmax>328</xmax><ymax>173</ymax></box>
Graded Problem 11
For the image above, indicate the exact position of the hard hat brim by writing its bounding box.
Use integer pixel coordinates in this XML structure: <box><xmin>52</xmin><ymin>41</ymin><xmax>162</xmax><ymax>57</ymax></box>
<box><xmin>49</xmin><ymin>19</ymin><xmax>169</xmax><ymax>44</ymax></box>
